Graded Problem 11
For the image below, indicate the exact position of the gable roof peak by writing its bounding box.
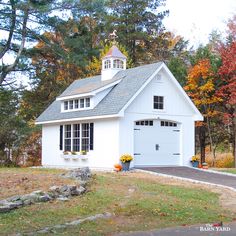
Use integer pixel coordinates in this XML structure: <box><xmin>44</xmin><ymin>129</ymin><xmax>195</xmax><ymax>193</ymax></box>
<box><xmin>103</xmin><ymin>45</ymin><xmax>127</xmax><ymax>59</ymax></box>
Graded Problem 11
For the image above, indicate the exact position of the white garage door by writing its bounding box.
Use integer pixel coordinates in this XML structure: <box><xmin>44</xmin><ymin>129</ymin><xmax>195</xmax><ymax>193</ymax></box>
<box><xmin>134</xmin><ymin>120</ymin><xmax>180</xmax><ymax>166</ymax></box>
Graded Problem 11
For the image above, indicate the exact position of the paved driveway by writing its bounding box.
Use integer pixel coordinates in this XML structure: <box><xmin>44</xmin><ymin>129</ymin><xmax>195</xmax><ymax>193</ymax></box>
<box><xmin>138</xmin><ymin>167</ymin><xmax>236</xmax><ymax>189</ymax></box>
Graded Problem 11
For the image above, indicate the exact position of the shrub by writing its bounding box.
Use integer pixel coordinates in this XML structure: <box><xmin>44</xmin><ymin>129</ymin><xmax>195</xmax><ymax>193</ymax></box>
<box><xmin>206</xmin><ymin>153</ymin><xmax>234</xmax><ymax>168</ymax></box>
<box><xmin>215</xmin><ymin>155</ymin><xmax>234</xmax><ymax>168</ymax></box>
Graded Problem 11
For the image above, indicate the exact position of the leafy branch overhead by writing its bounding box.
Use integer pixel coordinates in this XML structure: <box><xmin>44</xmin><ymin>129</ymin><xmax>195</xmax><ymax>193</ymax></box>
<box><xmin>0</xmin><ymin>0</ymin><xmax>75</xmax><ymax>85</ymax></box>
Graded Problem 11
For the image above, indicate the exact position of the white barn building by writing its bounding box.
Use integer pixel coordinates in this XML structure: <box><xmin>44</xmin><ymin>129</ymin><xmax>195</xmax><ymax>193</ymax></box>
<box><xmin>36</xmin><ymin>45</ymin><xmax>203</xmax><ymax>169</ymax></box>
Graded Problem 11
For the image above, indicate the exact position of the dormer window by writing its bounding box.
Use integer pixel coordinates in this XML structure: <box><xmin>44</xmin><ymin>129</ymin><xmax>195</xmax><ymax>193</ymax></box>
<box><xmin>104</xmin><ymin>60</ymin><xmax>111</xmax><ymax>69</ymax></box>
<box><xmin>63</xmin><ymin>97</ymin><xmax>91</xmax><ymax>112</ymax></box>
<box><xmin>75</xmin><ymin>99</ymin><xmax>79</xmax><ymax>109</ymax></box>
<box><xmin>80</xmin><ymin>98</ymin><xmax>84</xmax><ymax>108</ymax></box>
<box><xmin>64</xmin><ymin>101</ymin><xmax>68</xmax><ymax>110</ymax></box>
<box><xmin>113</xmin><ymin>59</ymin><xmax>124</xmax><ymax>69</ymax></box>
<box><xmin>69</xmin><ymin>100</ymin><xmax>73</xmax><ymax>109</ymax></box>
<box><xmin>86</xmin><ymin>98</ymin><xmax>90</xmax><ymax>107</ymax></box>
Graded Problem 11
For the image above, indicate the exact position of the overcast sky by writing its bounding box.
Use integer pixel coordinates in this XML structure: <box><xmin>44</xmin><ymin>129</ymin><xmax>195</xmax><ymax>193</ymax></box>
<box><xmin>163</xmin><ymin>0</ymin><xmax>236</xmax><ymax>47</ymax></box>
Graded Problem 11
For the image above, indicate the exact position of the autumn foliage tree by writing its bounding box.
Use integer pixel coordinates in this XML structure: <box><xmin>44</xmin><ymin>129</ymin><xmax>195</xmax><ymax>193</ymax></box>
<box><xmin>217</xmin><ymin>17</ymin><xmax>236</xmax><ymax>166</ymax></box>
<box><xmin>185</xmin><ymin>59</ymin><xmax>221</xmax><ymax>164</ymax></box>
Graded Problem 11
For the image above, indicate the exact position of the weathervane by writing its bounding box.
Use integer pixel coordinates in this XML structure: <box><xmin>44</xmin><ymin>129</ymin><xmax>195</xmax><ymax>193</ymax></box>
<box><xmin>108</xmin><ymin>30</ymin><xmax>118</xmax><ymax>44</ymax></box>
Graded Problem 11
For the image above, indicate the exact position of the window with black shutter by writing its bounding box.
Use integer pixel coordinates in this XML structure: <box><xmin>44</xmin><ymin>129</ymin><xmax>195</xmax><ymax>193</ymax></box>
<box><xmin>90</xmin><ymin>123</ymin><xmax>94</xmax><ymax>150</ymax></box>
<box><xmin>62</xmin><ymin>123</ymin><xmax>94</xmax><ymax>152</ymax></box>
<box><xmin>59</xmin><ymin>125</ymin><xmax>63</xmax><ymax>150</ymax></box>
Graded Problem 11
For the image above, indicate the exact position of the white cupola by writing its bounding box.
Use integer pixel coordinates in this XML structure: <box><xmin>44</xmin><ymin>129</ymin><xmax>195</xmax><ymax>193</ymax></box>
<box><xmin>101</xmin><ymin>45</ymin><xmax>127</xmax><ymax>81</ymax></box>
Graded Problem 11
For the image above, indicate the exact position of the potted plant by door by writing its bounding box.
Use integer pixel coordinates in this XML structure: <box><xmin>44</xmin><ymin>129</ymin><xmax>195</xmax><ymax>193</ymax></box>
<box><xmin>190</xmin><ymin>155</ymin><xmax>199</xmax><ymax>168</ymax></box>
<box><xmin>120</xmin><ymin>154</ymin><xmax>133</xmax><ymax>171</ymax></box>
<box><xmin>202</xmin><ymin>162</ymin><xmax>208</xmax><ymax>169</ymax></box>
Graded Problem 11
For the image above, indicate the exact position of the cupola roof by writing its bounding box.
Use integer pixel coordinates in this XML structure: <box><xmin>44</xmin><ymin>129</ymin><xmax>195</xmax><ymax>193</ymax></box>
<box><xmin>103</xmin><ymin>45</ymin><xmax>127</xmax><ymax>59</ymax></box>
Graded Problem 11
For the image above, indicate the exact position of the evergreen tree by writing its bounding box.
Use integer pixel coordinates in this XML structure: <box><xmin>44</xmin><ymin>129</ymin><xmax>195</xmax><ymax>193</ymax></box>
<box><xmin>0</xmin><ymin>88</ymin><xmax>27</xmax><ymax>165</ymax></box>
<box><xmin>106</xmin><ymin>0</ymin><xmax>169</xmax><ymax>65</ymax></box>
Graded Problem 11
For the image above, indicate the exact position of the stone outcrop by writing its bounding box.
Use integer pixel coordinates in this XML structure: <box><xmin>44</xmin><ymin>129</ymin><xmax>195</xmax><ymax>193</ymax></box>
<box><xmin>61</xmin><ymin>167</ymin><xmax>92</xmax><ymax>186</ymax></box>
<box><xmin>16</xmin><ymin>212</ymin><xmax>112</xmax><ymax>236</ymax></box>
<box><xmin>0</xmin><ymin>167</ymin><xmax>91</xmax><ymax>213</ymax></box>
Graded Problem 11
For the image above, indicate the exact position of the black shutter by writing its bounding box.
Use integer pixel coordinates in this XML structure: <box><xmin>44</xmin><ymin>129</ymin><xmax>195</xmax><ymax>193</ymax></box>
<box><xmin>89</xmin><ymin>123</ymin><xmax>94</xmax><ymax>150</ymax></box>
<box><xmin>59</xmin><ymin>125</ymin><xmax>63</xmax><ymax>150</ymax></box>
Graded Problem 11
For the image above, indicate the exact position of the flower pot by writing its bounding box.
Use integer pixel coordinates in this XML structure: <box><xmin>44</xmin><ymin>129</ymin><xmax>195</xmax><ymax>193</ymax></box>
<box><xmin>202</xmin><ymin>165</ymin><xmax>208</xmax><ymax>169</ymax></box>
<box><xmin>191</xmin><ymin>161</ymin><xmax>199</xmax><ymax>168</ymax></box>
<box><xmin>121</xmin><ymin>161</ymin><xmax>131</xmax><ymax>171</ymax></box>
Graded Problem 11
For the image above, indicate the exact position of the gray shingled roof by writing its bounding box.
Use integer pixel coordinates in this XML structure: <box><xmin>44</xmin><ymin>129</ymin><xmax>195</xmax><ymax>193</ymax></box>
<box><xmin>58</xmin><ymin>76</ymin><xmax>121</xmax><ymax>98</ymax></box>
<box><xmin>36</xmin><ymin>62</ymin><xmax>163</xmax><ymax>123</ymax></box>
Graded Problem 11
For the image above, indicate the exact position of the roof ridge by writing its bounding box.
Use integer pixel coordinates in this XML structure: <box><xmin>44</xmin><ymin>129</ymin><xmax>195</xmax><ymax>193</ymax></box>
<box><xmin>36</xmin><ymin>62</ymin><xmax>163</xmax><ymax>123</ymax></box>
<box><xmin>72</xmin><ymin>62</ymin><xmax>162</xmax><ymax>83</ymax></box>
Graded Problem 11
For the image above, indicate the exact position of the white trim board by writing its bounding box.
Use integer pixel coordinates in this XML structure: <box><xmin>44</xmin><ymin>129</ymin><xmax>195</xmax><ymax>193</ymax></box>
<box><xmin>35</xmin><ymin>114</ymin><xmax>121</xmax><ymax>125</ymax></box>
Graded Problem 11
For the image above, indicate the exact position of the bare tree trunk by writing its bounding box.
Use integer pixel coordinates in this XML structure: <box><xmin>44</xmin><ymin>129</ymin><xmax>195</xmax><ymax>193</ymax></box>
<box><xmin>212</xmin><ymin>146</ymin><xmax>217</xmax><ymax>167</ymax></box>
<box><xmin>233</xmin><ymin>115</ymin><xmax>236</xmax><ymax>168</ymax></box>
<box><xmin>206</xmin><ymin>115</ymin><xmax>216</xmax><ymax>164</ymax></box>
<box><xmin>227</xmin><ymin>123</ymin><xmax>233</xmax><ymax>152</ymax></box>
<box><xmin>199</xmin><ymin>125</ymin><xmax>206</xmax><ymax>164</ymax></box>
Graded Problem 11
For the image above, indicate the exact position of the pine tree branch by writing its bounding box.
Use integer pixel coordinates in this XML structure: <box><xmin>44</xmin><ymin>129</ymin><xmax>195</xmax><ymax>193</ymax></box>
<box><xmin>0</xmin><ymin>0</ymin><xmax>16</xmax><ymax>59</ymax></box>
<box><xmin>0</xmin><ymin>7</ymin><xmax>29</xmax><ymax>85</ymax></box>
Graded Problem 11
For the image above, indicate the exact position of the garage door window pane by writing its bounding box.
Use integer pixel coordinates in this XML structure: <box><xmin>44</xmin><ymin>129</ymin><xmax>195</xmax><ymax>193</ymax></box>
<box><xmin>161</xmin><ymin>121</ymin><xmax>177</xmax><ymax>127</ymax></box>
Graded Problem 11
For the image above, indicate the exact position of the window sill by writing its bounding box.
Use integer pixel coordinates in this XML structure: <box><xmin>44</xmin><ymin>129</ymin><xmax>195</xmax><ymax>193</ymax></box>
<box><xmin>61</xmin><ymin>107</ymin><xmax>93</xmax><ymax>113</ymax></box>
<box><xmin>60</xmin><ymin>154</ymin><xmax>89</xmax><ymax>160</ymax></box>
<box><xmin>152</xmin><ymin>109</ymin><xmax>166</xmax><ymax>113</ymax></box>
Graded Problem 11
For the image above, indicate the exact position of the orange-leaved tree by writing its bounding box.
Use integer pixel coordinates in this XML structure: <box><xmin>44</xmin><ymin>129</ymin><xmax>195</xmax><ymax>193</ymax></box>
<box><xmin>217</xmin><ymin>15</ymin><xmax>236</xmax><ymax>166</ymax></box>
<box><xmin>185</xmin><ymin>59</ymin><xmax>221</xmax><ymax>164</ymax></box>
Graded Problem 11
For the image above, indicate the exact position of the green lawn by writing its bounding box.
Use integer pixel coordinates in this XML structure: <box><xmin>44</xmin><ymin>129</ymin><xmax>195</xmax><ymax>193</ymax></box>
<box><xmin>0</xmin><ymin>171</ymin><xmax>235</xmax><ymax>235</ymax></box>
<box><xmin>212</xmin><ymin>168</ymin><xmax>236</xmax><ymax>175</ymax></box>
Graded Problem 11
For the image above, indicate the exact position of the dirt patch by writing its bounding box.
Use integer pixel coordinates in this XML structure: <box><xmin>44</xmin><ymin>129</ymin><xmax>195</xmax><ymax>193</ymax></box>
<box><xmin>0</xmin><ymin>168</ymin><xmax>75</xmax><ymax>200</ymax></box>
<box><xmin>121</xmin><ymin>171</ymin><xmax>236</xmax><ymax>213</ymax></box>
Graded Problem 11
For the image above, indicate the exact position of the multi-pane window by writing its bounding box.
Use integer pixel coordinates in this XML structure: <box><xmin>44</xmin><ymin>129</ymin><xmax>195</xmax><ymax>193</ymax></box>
<box><xmin>63</xmin><ymin>97</ymin><xmax>91</xmax><ymax>111</ymax></box>
<box><xmin>63</xmin><ymin>123</ymin><xmax>94</xmax><ymax>152</ymax></box>
<box><xmin>64</xmin><ymin>125</ymin><xmax>71</xmax><ymax>151</ymax></box>
<box><xmin>82</xmin><ymin>123</ymin><xmax>89</xmax><ymax>151</ymax></box>
<box><xmin>85</xmin><ymin>98</ymin><xmax>90</xmax><ymax>107</ymax></box>
<box><xmin>74</xmin><ymin>99</ymin><xmax>79</xmax><ymax>109</ymax></box>
<box><xmin>69</xmin><ymin>100</ymin><xmax>73</xmax><ymax>109</ymax></box>
<box><xmin>73</xmin><ymin>124</ymin><xmax>80</xmax><ymax>151</ymax></box>
<box><xmin>64</xmin><ymin>101</ymin><xmax>68</xmax><ymax>110</ymax></box>
<box><xmin>80</xmin><ymin>98</ymin><xmax>84</xmax><ymax>108</ymax></box>
<box><xmin>113</xmin><ymin>59</ymin><xmax>124</xmax><ymax>69</ymax></box>
<box><xmin>153</xmin><ymin>96</ymin><xmax>164</xmax><ymax>110</ymax></box>
<box><xmin>104</xmin><ymin>60</ymin><xmax>111</xmax><ymax>69</ymax></box>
